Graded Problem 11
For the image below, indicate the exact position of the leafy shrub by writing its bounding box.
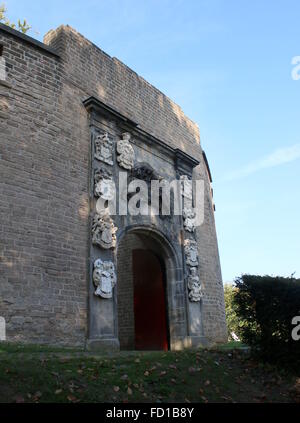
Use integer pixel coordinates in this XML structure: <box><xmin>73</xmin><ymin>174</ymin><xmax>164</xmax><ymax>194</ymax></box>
<box><xmin>224</xmin><ymin>284</ymin><xmax>241</xmax><ymax>340</ymax></box>
<box><xmin>0</xmin><ymin>4</ymin><xmax>31</xmax><ymax>34</ymax></box>
<box><xmin>233</xmin><ymin>274</ymin><xmax>300</xmax><ymax>369</ymax></box>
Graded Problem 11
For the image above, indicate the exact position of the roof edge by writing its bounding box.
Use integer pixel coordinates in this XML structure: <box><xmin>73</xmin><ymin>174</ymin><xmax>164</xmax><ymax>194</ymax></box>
<box><xmin>0</xmin><ymin>22</ymin><xmax>60</xmax><ymax>57</ymax></box>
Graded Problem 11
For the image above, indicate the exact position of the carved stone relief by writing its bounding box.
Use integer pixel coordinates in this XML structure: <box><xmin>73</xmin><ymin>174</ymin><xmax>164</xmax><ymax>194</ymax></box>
<box><xmin>93</xmin><ymin>258</ymin><xmax>117</xmax><ymax>299</ymax></box>
<box><xmin>187</xmin><ymin>267</ymin><xmax>204</xmax><ymax>302</ymax></box>
<box><xmin>184</xmin><ymin>239</ymin><xmax>199</xmax><ymax>267</ymax></box>
<box><xmin>94</xmin><ymin>168</ymin><xmax>115</xmax><ymax>200</ymax></box>
<box><xmin>94</xmin><ymin>132</ymin><xmax>114</xmax><ymax>165</ymax></box>
<box><xmin>92</xmin><ymin>212</ymin><xmax>118</xmax><ymax>249</ymax></box>
<box><xmin>183</xmin><ymin>208</ymin><xmax>196</xmax><ymax>232</ymax></box>
<box><xmin>180</xmin><ymin>175</ymin><xmax>193</xmax><ymax>202</ymax></box>
<box><xmin>116</xmin><ymin>132</ymin><xmax>135</xmax><ymax>170</ymax></box>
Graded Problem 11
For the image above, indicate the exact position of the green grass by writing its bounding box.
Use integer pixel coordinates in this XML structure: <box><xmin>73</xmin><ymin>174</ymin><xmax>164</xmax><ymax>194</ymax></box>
<box><xmin>0</xmin><ymin>342</ymin><xmax>83</xmax><ymax>354</ymax></box>
<box><xmin>213</xmin><ymin>341</ymin><xmax>248</xmax><ymax>350</ymax></box>
<box><xmin>0</xmin><ymin>342</ymin><xmax>298</xmax><ymax>403</ymax></box>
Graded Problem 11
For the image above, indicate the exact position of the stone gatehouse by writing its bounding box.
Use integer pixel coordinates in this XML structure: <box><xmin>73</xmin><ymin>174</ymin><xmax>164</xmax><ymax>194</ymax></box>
<box><xmin>0</xmin><ymin>23</ymin><xmax>227</xmax><ymax>350</ymax></box>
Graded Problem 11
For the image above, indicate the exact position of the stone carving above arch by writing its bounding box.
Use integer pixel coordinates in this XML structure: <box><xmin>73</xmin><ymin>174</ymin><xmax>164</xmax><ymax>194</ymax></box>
<box><xmin>92</xmin><ymin>212</ymin><xmax>118</xmax><ymax>249</ymax></box>
<box><xmin>94</xmin><ymin>132</ymin><xmax>114</xmax><ymax>165</ymax></box>
<box><xmin>187</xmin><ymin>267</ymin><xmax>204</xmax><ymax>302</ymax></box>
<box><xmin>184</xmin><ymin>238</ymin><xmax>198</xmax><ymax>267</ymax></box>
<box><xmin>93</xmin><ymin>258</ymin><xmax>117</xmax><ymax>299</ymax></box>
<box><xmin>130</xmin><ymin>162</ymin><xmax>159</xmax><ymax>182</ymax></box>
<box><xmin>116</xmin><ymin>132</ymin><xmax>135</xmax><ymax>170</ymax></box>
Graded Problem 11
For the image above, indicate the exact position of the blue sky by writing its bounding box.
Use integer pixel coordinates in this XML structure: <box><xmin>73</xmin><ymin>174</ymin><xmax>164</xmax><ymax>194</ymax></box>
<box><xmin>5</xmin><ymin>0</ymin><xmax>300</xmax><ymax>282</ymax></box>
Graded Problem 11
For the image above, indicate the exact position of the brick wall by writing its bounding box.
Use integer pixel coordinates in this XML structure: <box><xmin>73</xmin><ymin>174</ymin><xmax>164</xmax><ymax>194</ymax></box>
<box><xmin>0</xmin><ymin>25</ymin><xmax>89</xmax><ymax>345</ymax></box>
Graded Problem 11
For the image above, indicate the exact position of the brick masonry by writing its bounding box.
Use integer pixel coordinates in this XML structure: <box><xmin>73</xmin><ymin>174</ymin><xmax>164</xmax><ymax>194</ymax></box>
<box><xmin>0</xmin><ymin>23</ymin><xmax>227</xmax><ymax>347</ymax></box>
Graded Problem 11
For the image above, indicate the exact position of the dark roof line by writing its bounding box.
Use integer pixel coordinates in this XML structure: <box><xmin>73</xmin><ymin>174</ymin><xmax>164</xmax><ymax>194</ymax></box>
<box><xmin>0</xmin><ymin>22</ymin><xmax>60</xmax><ymax>57</ymax></box>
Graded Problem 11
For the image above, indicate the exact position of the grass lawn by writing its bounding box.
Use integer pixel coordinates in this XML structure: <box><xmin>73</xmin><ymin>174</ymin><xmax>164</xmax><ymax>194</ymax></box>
<box><xmin>0</xmin><ymin>341</ymin><xmax>299</xmax><ymax>403</ymax></box>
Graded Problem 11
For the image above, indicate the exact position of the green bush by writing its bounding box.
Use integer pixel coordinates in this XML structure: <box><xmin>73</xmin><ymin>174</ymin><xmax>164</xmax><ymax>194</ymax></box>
<box><xmin>224</xmin><ymin>284</ymin><xmax>241</xmax><ymax>340</ymax></box>
<box><xmin>233</xmin><ymin>274</ymin><xmax>300</xmax><ymax>369</ymax></box>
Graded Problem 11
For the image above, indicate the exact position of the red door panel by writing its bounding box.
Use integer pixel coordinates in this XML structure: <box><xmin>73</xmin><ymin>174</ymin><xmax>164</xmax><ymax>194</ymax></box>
<box><xmin>132</xmin><ymin>249</ymin><xmax>168</xmax><ymax>351</ymax></box>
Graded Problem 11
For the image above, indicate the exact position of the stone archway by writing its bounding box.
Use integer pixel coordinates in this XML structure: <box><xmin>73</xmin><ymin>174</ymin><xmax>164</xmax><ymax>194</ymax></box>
<box><xmin>116</xmin><ymin>226</ymin><xmax>186</xmax><ymax>351</ymax></box>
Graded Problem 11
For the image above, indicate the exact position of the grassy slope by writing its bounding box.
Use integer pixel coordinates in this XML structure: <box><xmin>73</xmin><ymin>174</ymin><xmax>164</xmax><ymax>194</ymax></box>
<box><xmin>0</xmin><ymin>342</ymin><xmax>298</xmax><ymax>403</ymax></box>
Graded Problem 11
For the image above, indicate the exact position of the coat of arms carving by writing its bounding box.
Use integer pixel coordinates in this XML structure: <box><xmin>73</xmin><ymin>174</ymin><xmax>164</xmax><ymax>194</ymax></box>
<box><xmin>94</xmin><ymin>132</ymin><xmax>114</xmax><ymax>165</ymax></box>
<box><xmin>183</xmin><ymin>208</ymin><xmax>196</xmax><ymax>232</ymax></box>
<box><xmin>94</xmin><ymin>168</ymin><xmax>115</xmax><ymax>201</ymax></box>
<box><xmin>93</xmin><ymin>258</ymin><xmax>117</xmax><ymax>299</ymax></box>
<box><xmin>92</xmin><ymin>212</ymin><xmax>118</xmax><ymax>249</ymax></box>
<box><xmin>187</xmin><ymin>267</ymin><xmax>204</xmax><ymax>302</ymax></box>
<box><xmin>116</xmin><ymin>132</ymin><xmax>135</xmax><ymax>170</ymax></box>
<box><xmin>184</xmin><ymin>239</ymin><xmax>199</xmax><ymax>267</ymax></box>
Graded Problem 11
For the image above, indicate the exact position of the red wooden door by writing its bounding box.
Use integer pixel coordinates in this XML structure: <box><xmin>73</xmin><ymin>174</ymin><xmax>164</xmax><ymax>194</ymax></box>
<box><xmin>132</xmin><ymin>249</ymin><xmax>168</xmax><ymax>351</ymax></box>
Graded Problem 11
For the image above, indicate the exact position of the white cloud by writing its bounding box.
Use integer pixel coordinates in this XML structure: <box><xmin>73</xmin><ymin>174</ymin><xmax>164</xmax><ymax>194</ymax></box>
<box><xmin>225</xmin><ymin>143</ymin><xmax>300</xmax><ymax>181</ymax></box>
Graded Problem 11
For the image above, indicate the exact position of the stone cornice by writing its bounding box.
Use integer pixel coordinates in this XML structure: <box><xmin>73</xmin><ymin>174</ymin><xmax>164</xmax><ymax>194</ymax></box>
<box><xmin>83</xmin><ymin>95</ymin><xmax>199</xmax><ymax>175</ymax></box>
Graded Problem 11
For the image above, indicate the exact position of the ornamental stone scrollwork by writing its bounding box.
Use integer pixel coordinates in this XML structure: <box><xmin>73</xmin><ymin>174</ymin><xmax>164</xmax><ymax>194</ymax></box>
<box><xmin>94</xmin><ymin>168</ymin><xmax>115</xmax><ymax>200</ymax></box>
<box><xmin>187</xmin><ymin>267</ymin><xmax>204</xmax><ymax>302</ymax></box>
<box><xmin>93</xmin><ymin>258</ymin><xmax>117</xmax><ymax>299</ymax></box>
<box><xmin>116</xmin><ymin>132</ymin><xmax>135</xmax><ymax>170</ymax></box>
<box><xmin>183</xmin><ymin>208</ymin><xmax>196</xmax><ymax>232</ymax></box>
<box><xmin>184</xmin><ymin>239</ymin><xmax>199</xmax><ymax>267</ymax></box>
<box><xmin>94</xmin><ymin>132</ymin><xmax>114</xmax><ymax>165</ymax></box>
<box><xmin>92</xmin><ymin>212</ymin><xmax>118</xmax><ymax>249</ymax></box>
<box><xmin>130</xmin><ymin>163</ymin><xmax>158</xmax><ymax>182</ymax></box>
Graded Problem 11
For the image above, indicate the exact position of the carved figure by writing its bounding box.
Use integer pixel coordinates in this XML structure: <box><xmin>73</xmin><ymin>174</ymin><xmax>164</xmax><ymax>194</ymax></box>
<box><xmin>93</xmin><ymin>258</ymin><xmax>116</xmax><ymax>299</ymax></box>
